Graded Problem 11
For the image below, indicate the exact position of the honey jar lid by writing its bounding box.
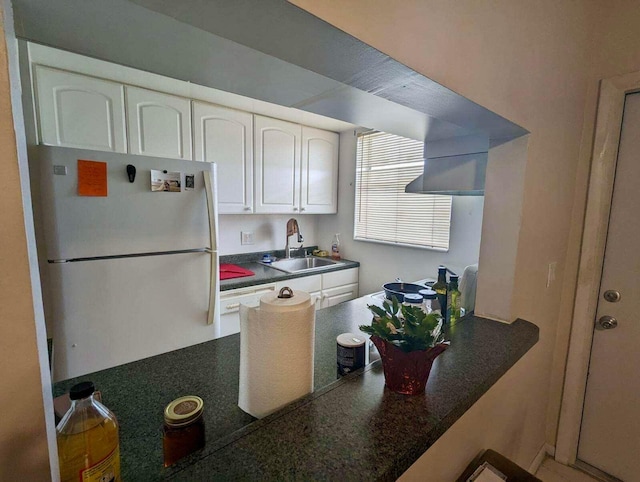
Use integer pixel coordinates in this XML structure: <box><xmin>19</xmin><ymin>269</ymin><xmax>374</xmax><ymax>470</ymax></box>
<box><xmin>164</xmin><ymin>395</ymin><xmax>204</xmax><ymax>428</ymax></box>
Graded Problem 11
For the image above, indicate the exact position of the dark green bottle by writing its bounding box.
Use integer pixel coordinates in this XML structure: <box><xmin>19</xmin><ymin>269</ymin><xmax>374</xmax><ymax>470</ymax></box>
<box><xmin>432</xmin><ymin>266</ymin><xmax>448</xmax><ymax>323</ymax></box>
<box><xmin>447</xmin><ymin>275</ymin><xmax>462</xmax><ymax>324</ymax></box>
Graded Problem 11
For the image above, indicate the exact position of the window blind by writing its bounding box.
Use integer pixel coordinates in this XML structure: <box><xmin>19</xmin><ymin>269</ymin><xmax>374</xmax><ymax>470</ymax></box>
<box><xmin>354</xmin><ymin>131</ymin><xmax>452</xmax><ymax>250</ymax></box>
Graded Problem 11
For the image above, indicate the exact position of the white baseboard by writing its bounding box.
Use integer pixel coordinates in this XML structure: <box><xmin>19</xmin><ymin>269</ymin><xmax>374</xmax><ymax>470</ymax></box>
<box><xmin>529</xmin><ymin>443</ymin><xmax>556</xmax><ymax>473</ymax></box>
<box><xmin>546</xmin><ymin>443</ymin><xmax>556</xmax><ymax>457</ymax></box>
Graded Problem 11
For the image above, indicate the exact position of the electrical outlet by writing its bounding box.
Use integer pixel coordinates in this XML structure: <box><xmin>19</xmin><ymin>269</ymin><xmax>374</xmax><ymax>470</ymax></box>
<box><xmin>241</xmin><ymin>231</ymin><xmax>254</xmax><ymax>245</ymax></box>
<box><xmin>547</xmin><ymin>262</ymin><xmax>557</xmax><ymax>288</ymax></box>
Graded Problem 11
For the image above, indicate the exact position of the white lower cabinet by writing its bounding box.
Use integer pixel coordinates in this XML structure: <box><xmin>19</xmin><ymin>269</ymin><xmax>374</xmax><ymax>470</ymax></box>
<box><xmin>275</xmin><ymin>274</ymin><xmax>323</xmax><ymax>310</ymax></box>
<box><xmin>320</xmin><ymin>268</ymin><xmax>359</xmax><ymax>308</ymax></box>
<box><xmin>277</xmin><ymin>268</ymin><xmax>360</xmax><ymax>312</ymax></box>
<box><xmin>218</xmin><ymin>284</ymin><xmax>276</xmax><ymax>338</ymax></box>
<box><xmin>219</xmin><ymin>267</ymin><xmax>359</xmax><ymax>338</ymax></box>
<box><xmin>321</xmin><ymin>283</ymin><xmax>359</xmax><ymax>308</ymax></box>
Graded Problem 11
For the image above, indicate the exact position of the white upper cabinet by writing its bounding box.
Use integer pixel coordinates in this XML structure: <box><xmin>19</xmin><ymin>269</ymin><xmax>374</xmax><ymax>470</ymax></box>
<box><xmin>193</xmin><ymin>102</ymin><xmax>254</xmax><ymax>214</ymax></box>
<box><xmin>126</xmin><ymin>86</ymin><xmax>192</xmax><ymax>160</ymax></box>
<box><xmin>34</xmin><ymin>66</ymin><xmax>126</xmax><ymax>152</ymax></box>
<box><xmin>254</xmin><ymin>116</ymin><xmax>302</xmax><ymax>214</ymax></box>
<box><xmin>301</xmin><ymin>127</ymin><xmax>339</xmax><ymax>214</ymax></box>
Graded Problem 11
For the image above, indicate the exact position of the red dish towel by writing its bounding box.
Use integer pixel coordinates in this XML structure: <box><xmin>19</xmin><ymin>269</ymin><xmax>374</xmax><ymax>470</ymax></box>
<box><xmin>220</xmin><ymin>264</ymin><xmax>255</xmax><ymax>280</ymax></box>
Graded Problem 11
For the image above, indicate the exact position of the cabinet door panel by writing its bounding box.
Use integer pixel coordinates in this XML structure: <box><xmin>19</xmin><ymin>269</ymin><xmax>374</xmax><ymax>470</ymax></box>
<box><xmin>301</xmin><ymin>127</ymin><xmax>339</xmax><ymax>214</ymax></box>
<box><xmin>126</xmin><ymin>86</ymin><xmax>192</xmax><ymax>159</ymax></box>
<box><xmin>255</xmin><ymin>116</ymin><xmax>301</xmax><ymax>213</ymax></box>
<box><xmin>194</xmin><ymin>102</ymin><xmax>253</xmax><ymax>213</ymax></box>
<box><xmin>35</xmin><ymin>66</ymin><xmax>126</xmax><ymax>152</ymax></box>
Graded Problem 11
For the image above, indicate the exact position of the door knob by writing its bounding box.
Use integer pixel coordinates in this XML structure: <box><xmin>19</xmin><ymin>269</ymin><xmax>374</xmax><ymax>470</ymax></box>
<box><xmin>597</xmin><ymin>315</ymin><xmax>618</xmax><ymax>330</ymax></box>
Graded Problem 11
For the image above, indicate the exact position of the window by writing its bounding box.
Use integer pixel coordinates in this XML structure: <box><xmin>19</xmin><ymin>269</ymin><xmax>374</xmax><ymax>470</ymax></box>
<box><xmin>354</xmin><ymin>131</ymin><xmax>452</xmax><ymax>250</ymax></box>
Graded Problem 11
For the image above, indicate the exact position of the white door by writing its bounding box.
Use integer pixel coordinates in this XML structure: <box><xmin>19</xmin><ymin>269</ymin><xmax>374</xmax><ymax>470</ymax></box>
<box><xmin>254</xmin><ymin>115</ymin><xmax>302</xmax><ymax>213</ymax></box>
<box><xmin>126</xmin><ymin>86</ymin><xmax>192</xmax><ymax>160</ymax></box>
<box><xmin>34</xmin><ymin>66</ymin><xmax>126</xmax><ymax>152</ymax></box>
<box><xmin>577</xmin><ymin>93</ymin><xmax>640</xmax><ymax>481</ymax></box>
<box><xmin>193</xmin><ymin>102</ymin><xmax>254</xmax><ymax>213</ymax></box>
<box><xmin>301</xmin><ymin>127</ymin><xmax>339</xmax><ymax>214</ymax></box>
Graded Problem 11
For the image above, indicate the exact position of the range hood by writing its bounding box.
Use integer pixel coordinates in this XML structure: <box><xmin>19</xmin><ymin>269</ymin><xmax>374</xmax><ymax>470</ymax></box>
<box><xmin>405</xmin><ymin>135</ymin><xmax>489</xmax><ymax>196</ymax></box>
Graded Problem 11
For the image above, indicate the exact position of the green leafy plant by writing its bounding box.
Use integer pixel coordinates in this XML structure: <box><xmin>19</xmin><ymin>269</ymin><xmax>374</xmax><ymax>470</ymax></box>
<box><xmin>359</xmin><ymin>297</ymin><xmax>444</xmax><ymax>352</ymax></box>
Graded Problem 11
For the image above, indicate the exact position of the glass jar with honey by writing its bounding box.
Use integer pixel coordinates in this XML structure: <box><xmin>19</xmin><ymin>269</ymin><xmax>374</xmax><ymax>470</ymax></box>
<box><xmin>162</xmin><ymin>395</ymin><xmax>205</xmax><ymax>467</ymax></box>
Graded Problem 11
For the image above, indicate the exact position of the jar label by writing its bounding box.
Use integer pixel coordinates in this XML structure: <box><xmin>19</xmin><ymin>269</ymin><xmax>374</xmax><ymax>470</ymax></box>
<box><xmin>80</xmin><ymin>445</ymin><xmax>120</xmax><ymax>482</ymax></box>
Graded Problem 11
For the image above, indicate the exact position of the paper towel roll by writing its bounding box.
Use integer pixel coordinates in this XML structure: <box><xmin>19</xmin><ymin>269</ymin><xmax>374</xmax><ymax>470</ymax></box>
<box><xmin>238</xmin><ymin>287</ymin><xmax>316</xmax><ymax>419</ymax></box>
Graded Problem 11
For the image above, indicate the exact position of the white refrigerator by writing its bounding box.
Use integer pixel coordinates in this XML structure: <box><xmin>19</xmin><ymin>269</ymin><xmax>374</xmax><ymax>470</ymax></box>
<box><xmin>33</xmin><ymin>146</ymin><xmax>220</xmax><ymax>381</ymax></box>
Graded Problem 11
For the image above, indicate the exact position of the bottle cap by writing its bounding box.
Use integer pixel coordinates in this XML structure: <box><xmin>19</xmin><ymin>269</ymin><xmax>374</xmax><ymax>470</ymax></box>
<box><xmin>165</xmin><ymin>396</ymin><xmax>204</xmax><ymax>428</ymax></box>
<box><xmin>450</xmin><ymin>275</ymin><xmax>459</xmax><ymax>281</ymax></box>
<box><xmin>404</xmin><ymin>293</ymin><xmax>423</xmax><ymax>304</ymax></box>
<box><xmin>69</xmin><ymin>381</ymin><xmax>95</xmax><ymax>400</ymax></box>
<box><xmin>419</xmin><ymin>289</ymin><xmax>437</xmax><ymax>300</ymax></box>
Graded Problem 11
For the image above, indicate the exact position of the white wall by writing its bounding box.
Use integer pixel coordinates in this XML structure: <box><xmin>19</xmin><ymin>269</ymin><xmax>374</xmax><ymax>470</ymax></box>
<box><xmin>0</xmin><ymin>1</ymin><xmax>55</xmax><ymax>477</ymax></box>
<box><xmin>218</xmin><ymin>214</ymin><xmax>320</xmax><ymax>255</ymax></box>
<box><xmin>318</xmin><ymin>130</ymin><xmax>483</xmax><ymax>295</ymax></box>
<box><xmin>290</xmin><ymin>0</ymin><xmax>594</xmax><ymax>472</ymax></box>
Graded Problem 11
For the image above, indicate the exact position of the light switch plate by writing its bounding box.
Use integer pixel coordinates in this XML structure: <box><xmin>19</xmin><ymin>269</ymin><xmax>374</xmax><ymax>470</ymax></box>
<box><xmin>241</xmin><ymin>231</ymin><xmax>254</xmax><ymax>245</ymax></box>
<box><xmin>53</xmin><ymin>165</ymin><xmax>67</xmax><ymax>175</ymax></box>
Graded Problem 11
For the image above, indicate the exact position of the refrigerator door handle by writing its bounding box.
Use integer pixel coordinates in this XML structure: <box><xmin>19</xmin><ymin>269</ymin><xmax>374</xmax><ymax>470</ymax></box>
<box><xmin>204</xmin><ymin>167</ymin><xmax>220</xmax><ymax>325</ymax></box>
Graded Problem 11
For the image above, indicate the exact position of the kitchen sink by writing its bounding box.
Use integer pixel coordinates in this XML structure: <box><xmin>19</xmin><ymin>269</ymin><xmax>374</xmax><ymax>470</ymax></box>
<box><xmin>263</xmin><ymin>256</ymin><xmax>342</xmax><ymax>274</ymax></box>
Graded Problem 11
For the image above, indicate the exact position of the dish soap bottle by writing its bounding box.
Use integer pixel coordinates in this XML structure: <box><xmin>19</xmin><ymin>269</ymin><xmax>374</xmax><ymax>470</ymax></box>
<box><xmin>331</xmin><ymin>233</ymin><xmax>341</xmax><ymax>260</ymax></box>
<box><xmin>447</xmin><ymin>275</ymin><xmax>462</xmax><ymax>323</ymax></box>
<box><xmin>56</xmin><ymin>381</ymin><xmax>121</xmax><ymax>482</ymax></box>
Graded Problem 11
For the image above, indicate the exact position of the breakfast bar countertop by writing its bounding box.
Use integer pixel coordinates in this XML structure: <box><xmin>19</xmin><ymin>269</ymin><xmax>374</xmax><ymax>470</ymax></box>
<box><xmin>53</xmin><ymin>297</ymin><xmax>538</xmax><ymax>481</ymax></box>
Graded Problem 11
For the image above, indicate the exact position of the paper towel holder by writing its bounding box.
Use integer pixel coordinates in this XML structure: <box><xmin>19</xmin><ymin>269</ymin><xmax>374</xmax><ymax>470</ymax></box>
<box><xmin>278</xmin><ymin>287</ymin><xmax>294</xmax><ymax>299</ymax></box>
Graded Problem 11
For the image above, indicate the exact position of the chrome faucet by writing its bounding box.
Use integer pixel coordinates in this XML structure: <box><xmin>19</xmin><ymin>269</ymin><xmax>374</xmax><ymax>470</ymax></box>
<box><xmin>285</xmin><ymin>218</ymin><xmax>304</xmax><ymax>258</ymax></box>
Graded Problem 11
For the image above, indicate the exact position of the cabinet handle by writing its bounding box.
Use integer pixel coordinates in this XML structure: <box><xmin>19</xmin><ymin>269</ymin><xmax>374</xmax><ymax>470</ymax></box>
<box><xmin>225</xmin><ymin>303</ymin><xmax>240</xmax><ymax>310</ymax></box>
<box><xmin>243</xmin><ymin>206</ymin><xmax>251</xmax><ymax>211</ymax></box>
<box><xmin>293</xmin><ymin>207</ymin><xmax>298</xmax><ymax>211</ymax></box>
<box><xmin>300</xmin><ymin>207</ymin><xmax>306</xmax><ymax>212</ymax></box>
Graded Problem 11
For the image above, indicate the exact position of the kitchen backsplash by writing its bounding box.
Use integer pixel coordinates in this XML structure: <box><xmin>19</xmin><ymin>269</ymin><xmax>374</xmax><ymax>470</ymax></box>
<box><xmin>218</xmin><ymin>214</ymin><xmax>322</xmax><ymax>255</ymax></box>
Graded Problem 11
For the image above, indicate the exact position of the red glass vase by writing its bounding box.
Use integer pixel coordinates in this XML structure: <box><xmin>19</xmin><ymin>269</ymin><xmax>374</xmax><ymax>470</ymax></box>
<box><xmin>371</xmin><ymin>336</ymin><xmax>448</xmax><ymax>395</ymax></box>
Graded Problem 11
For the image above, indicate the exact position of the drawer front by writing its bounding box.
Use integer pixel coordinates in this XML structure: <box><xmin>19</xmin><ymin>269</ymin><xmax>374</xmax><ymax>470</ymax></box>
<box><xmin>322</xmin><ymin>268</ymin><xmax>359</xmax><ymax>290</ymax></box>
<box><xmin>321</xmin><ymin>283</ymin><xmax>359</xmax><ymax>308</ymax></box>
<box><xmin>219</xmin><ymin>284</ymin><xmax>275</xmax><ymax>315</ymax></box>
<box><xmin>275</xmin><ymin>274</ymin><xmax>322</xmax><ymax>294</ymax></box>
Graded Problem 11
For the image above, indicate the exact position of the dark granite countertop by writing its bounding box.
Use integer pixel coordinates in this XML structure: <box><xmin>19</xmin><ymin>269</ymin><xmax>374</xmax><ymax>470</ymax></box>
<box><xmin>219</xmin><ymin>249</ymin><xmax>360</xmax><ymax>291</ymax></box>
<box><xmin>54</xmin><ymin>297</ymin><xmax>538</xmax><ymax>481</ymax></box>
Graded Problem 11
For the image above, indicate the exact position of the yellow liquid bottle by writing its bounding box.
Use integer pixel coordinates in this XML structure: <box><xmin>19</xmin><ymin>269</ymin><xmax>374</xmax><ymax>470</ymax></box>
<box><xmin>56</xmin><ymin>382</ymin><xmax>121</xmax><ymax>482</ymax></box>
